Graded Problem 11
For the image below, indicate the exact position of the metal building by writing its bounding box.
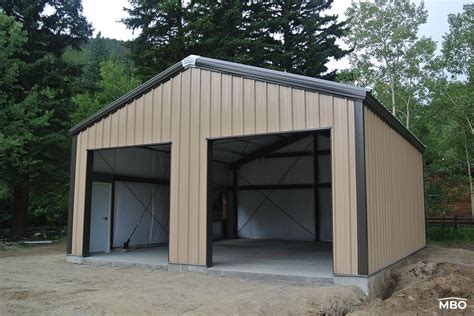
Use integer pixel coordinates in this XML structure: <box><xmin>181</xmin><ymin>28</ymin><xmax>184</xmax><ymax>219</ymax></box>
<box><xmin>67</xmin><ymin>56</ymin><xmax>425</xmax><ymax>294</ymax></box>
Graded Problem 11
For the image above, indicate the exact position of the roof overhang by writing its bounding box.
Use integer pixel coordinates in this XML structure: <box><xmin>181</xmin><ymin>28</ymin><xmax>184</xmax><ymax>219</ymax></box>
<box><xmin>70</xmin><ymin>55</ymin><xmax>425</xmax><ymax>152</ymax></box>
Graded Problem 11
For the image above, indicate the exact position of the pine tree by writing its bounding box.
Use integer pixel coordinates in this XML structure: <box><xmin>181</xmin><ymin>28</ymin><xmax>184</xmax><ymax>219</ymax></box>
<box><xmin>185</xmin><ymin>0</ymin><xmax>278</xmax><ymax>67</ymax></box>
<box><xmin>123</xmin><ymin>0</ymin><xmax>187</xmax><ymax>80</ymax></box>
<box><xmin>268</xmin><ymin>0</ymin><xmax>348</xmax><ymax>78</ymax></box>
<box><xmin>123</xmin><ymin>0</ymin><xmax>348</xmax><ymax>79</ymax></box>
<box><xmin>186</xmin><ymin>0</ymin><xmax>245</xmax><ymax>61</ymax></box>
<box><xmin>0</xmin><ymin>0</ymin><xmax>91</xmax><ymax>238</ymax></box>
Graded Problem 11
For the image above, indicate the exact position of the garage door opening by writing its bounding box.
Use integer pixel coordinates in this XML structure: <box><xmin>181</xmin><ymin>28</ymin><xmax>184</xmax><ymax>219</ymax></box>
<box><xmin>84</xmin><ymin>143</ymin><xmax>171</xmax><ymax>268</ymax></box>
<box><xmin>207</xmin><ymin>130</ymin><xmax>333</xmax><ymax>280</ymax></box>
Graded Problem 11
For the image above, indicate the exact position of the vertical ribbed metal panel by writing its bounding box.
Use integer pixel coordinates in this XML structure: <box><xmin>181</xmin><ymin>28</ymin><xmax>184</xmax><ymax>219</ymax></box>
<box><xmin>365</xmin><ymin>107</ymin><xmax>425</xmax><ymax>274</ymax></box>
<box><xmin>71</xmin><ymin>68</ymin><xmax>360</xmax><ymax>274</ymax></box>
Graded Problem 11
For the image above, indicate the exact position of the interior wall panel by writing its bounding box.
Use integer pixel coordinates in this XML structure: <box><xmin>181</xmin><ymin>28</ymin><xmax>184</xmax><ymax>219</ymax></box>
<box><xmin>71</xmin><ymin>68</ymin><xmax>359</xmax><ymax>274</ymax></box>
<box><xmin>365</xmin><ymin>107</ymin><xmax>425</xmax><ymax>274</ymax></box>
<box><xmin>236</xmin><ymin>135</ymin><xmax>332</xmax><ymax>242</ymax></box>
<box><xmin>113</xmin><ymin>182</ymin><xmax>169</xmax><ymax>247</ymax></box>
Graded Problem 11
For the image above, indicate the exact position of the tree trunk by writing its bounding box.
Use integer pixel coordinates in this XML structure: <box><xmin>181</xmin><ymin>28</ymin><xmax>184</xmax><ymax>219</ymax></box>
<box><xmin>390</xmin><ymin>76</ymin><xmax>396</xmax><ymax>116</ymax></box>
<box><xmin>465</xmin><ymin>141</ymin><xmax>474</xmax><ymax>218</ymax></box>
<box><xmin>10</xmin><ymin>179</ymin><xmax>29</xmax><ymax>240</ymax></box>
<box><xmin>406</xmin><ymin>97</ymin><xmax>410</xmax><ymax>129</ymax></box>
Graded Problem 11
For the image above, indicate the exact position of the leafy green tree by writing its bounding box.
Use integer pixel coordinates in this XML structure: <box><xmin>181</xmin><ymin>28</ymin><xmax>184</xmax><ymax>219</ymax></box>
<box><xmin>424</xmin><ymin>80</ymin><xmax>473</xmax><ymax>217</ymax></box>
<box><xmin>428</xmin><ymin>4</ymin><xmax>474</xmax><ymax>217</ymax></box>
<box><xmin>72</xmin><ymin>59</ymin><xmax>140</xmax><ymax>124</ymax></box>
<box><xmin>64</xmin><ymin>34</ymin><xmax>131</xmax><ymax>93</ymax></box>
<box><xmin>0</xmin><ymin>13</ymin><xmax>27</xmax><ymax>232</ymax></box>
<box><xmin>345</xmin><ymin>0</ymin><xmax>438</xmax><ymax>128</ymax></box>
<box><xmin>442</xmin><ymin>4</ymin><xmax>473</xmax><ymax>80</ymax></box>
<box><xmin>0</xmin><ymin>1</ymin><xmax>91</xmax><ymax>238</ymax></box>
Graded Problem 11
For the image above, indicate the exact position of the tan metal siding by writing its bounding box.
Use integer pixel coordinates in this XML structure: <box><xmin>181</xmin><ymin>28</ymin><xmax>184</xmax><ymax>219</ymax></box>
<box><xmin>365</xmin><ymin>107</ymin><xmax>425</xmax><ymax>274</ymax></box>
<box><xmin>71</xmin><ymin>68</ymin><xmax>360</xmax><ymax>274</ymax></box>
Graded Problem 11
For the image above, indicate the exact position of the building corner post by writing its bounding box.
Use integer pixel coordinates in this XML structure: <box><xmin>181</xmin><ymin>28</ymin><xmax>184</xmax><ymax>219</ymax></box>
<box><xmin>67</xmin><ymin>136</ymin><xmax>77</xmax><ymax>255</ymax></box>
<box><xmin>355</xmin><ymin>100</ymin><xmax>369</xmax><ymax>275</ymax></box>
<box><xmin>206</xmin><ymin>140</ymin><xmax>214</xmax><ymax>267</ymax></box>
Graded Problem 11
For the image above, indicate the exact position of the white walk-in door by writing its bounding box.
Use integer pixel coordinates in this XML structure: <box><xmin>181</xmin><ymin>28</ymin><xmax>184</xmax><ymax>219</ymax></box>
<box><xmin>89</xmin><ymin>182</ymin><xmax>112</xmax><ymax>253</ymax></box>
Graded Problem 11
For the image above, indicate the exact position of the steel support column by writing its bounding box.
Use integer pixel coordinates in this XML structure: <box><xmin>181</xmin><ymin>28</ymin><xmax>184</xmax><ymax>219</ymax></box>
<box><xmin>206</xmin><ymin>140</ymin><xmax>214</xmax><ymax>267</ymax></box>
<box><xmin>313</xmin><ymin>133</ymin><xmax>320</xmax><ymax>241</ymax></box>
<box><xmin>232</xmin><ymin>168</ymin><xmax>238</xmax><ymax>238</ymax></box>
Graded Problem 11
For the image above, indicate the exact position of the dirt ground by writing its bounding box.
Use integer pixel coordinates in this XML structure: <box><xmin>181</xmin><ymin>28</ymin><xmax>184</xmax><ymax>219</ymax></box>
<box><xmin>1</xmin><ymin>241</ymin><xmax>473</xmax><ymax>315</ymax></box>
<box><xmin>353</xmin><ymin>244</ymin><xmax>474</xmax><ymax>315</ymax></box>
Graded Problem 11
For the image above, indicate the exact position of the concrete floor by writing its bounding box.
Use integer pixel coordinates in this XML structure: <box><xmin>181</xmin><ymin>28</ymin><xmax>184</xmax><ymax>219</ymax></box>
<box><xmin>84</xmin><ymin>239</ymin><xmax>333</xmax><ymax>282</ymax></box>
<box><xmin>84</xmin><ymin>246</ymin><xmax>168</xmax><ymax>269</ymax></box>
<box><xmin>211</xmin><ymin>239</ymin><xmax>333</xmax><ymax>279</ymax></box>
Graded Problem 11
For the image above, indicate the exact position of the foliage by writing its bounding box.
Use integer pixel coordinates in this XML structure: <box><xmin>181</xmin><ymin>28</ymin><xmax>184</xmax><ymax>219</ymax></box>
<box><xmin>442</xmin><ymin>4</ymin><xmax>473</xmax><ymax>80</ymax></box>
<box><xmin>123</xmin><ymin>0</ymin><xmax>187</xmax><ymax>80</ymax></box>
<box><xmin>422</xmin><ymin>4</ymin><xmax>473</xmax><ymax>217</ymax></box>
<box><xmin>71</xmin><ymin>59</ymin><xmax>140</xmax><ymax>124</ymax></box>
<box><xmin>186</xmin><ymin>0</ymin><xmax>258</xmax><ymax>65</ymax></box>
<box><xmin>0</xmin><ymin>1</ymin><xmax>92</xmax><ymax>238</ymax></box>
<box><xmin>426</xmin><ymin>226</ymin><xmax>474</xmax><ymax>244</ymax></box>
<box><xmin>266</xmin><ymin>0</ymin><xmax>348</xmax><ymax>79</ymax></box>
<box><xmin>345</xmin><ymin>0</ymin><xmax>438</xmax><ymax>129</ymax></box>
<box><xmin>123</xmin><ymin>0</ymin><xmax>348</xmax><ymax>80</ymax></box>
<box><xmin>64</xmin><ymin>33</ymin><xmax>130</xmax><ymax>93</ymax></box>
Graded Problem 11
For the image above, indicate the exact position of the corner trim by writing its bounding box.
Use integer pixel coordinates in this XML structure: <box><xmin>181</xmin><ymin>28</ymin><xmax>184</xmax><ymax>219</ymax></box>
<box><xmin>206</xmin><ymin>140</ymin><xmax>214</xmax><ymax>267</ymax></box>
<box><xmin>355</xmin><ymin>101</ymin><xmax>368</xmax><ymax>276</ymax></box>
<box><xmin>181</xmin><ymin>55</ymin><xmax>200</xmax><ymax>68</ymax></box>
<box><xmin>67</xmin><ymin>136</ymin><xmax>77</xmax><ymax>254</ymax></box>
<box><xmin>82</xmin><ymin>151</ymin><xmax>94</xmax><ymax>257</ymax></box>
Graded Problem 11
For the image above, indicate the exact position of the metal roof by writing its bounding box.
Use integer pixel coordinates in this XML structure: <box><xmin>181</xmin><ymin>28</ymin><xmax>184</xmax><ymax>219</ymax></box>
<box><xmin>70</xmin><ymin>55</ymin><xmax>425</xmax><ymax>152</ymax></box>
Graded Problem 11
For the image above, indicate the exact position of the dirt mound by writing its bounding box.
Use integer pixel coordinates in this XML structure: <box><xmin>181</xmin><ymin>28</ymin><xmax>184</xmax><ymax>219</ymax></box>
<box><xmin>315</xmin><ymin>286</ymin><xmax>367</xmax><ymax>315</ymax></box>
<box><xmin>408</xmin><ymin>261</ymin><xmax>437</xmax><ymax>280</ymax></box>
<box><xmin>354</xmin><ymin>259</ymin><xmax>474</xmax><ymax>314</ymax></box>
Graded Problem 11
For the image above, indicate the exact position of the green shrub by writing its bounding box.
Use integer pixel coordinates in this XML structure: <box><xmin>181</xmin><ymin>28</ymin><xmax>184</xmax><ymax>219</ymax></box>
<box><xmin>426</xmin><ymin>225</ymin><xmax>474</xmax><ymax>243</ymax></box>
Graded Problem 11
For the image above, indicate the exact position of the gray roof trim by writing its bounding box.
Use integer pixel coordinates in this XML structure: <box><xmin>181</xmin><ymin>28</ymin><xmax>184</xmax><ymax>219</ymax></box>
<box><xmin>70</xmin><ymin>55</ymin><xmax>425</xmax><ymax>153</ymax></box>
<box><xmin>364</xmin><ymin>93</ymin><xmax>425</xmax><ymax>152</ymax></box>
<box><xmin>194</xmin><ymin>57</ymin><xmax>369</xmax><ymax>99</ymax></box>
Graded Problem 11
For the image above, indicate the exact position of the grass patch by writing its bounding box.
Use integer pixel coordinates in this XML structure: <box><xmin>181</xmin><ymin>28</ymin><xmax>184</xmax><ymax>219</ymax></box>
<box><xmin>0</xmin><ymin>242</ymin><xmax>25</xmax><ymax>253</ymax></box>
<box><xmin>426</xmin><ymin>225</ymin><xmax>474</xmax><ymax>245</ymax></box>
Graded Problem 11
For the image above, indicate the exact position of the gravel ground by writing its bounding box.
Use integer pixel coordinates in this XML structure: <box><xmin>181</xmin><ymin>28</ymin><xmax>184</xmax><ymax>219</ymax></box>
<box><xmin>1</xmin><ymin>241</ymin><xmax>473</xmax><ymax>315</ymax></box>
<box><xmin>0</xmin><ymin>241</ymin><xmax>365</xmax><ymax>315</ymax></box>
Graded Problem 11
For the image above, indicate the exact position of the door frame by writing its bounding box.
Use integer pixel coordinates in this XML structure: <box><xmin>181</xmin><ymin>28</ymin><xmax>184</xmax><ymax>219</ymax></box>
<box><xmin>82</xmin><ymin>143</ymin><xmax>172</xmax><ymax>257</ymax></box>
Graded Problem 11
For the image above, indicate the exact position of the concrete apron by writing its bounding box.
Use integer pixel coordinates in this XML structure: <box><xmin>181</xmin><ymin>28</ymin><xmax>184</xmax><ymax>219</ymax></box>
<box><xmin>66</xmin><ymin>244</ymin><xmax>426</xmax><ymax>297</ymax></box>
<box><xmin>67</xmin><ymin>255</ymin><xmax>390</xmax><ymax>294</ymax></box>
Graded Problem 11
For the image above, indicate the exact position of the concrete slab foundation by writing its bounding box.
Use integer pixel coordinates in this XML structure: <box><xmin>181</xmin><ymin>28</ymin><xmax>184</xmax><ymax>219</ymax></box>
<box><xmin>211</xmin><ymin>239</ymin><xmax>333</xmax><ymax>280</ymax></box>
<box><xmin>67</xmin><ymin>240</ymin><xmax>423</xmax><ymax>296</ymax></box>
<box><xmin>81</xmin><ymin>246</ymin><xmax>169</xmax><ymax>270</ymax></box>
<box><xmin>69</xmin><ymin>239</ymin><xmax>333</xmax><ymax>283</ymax></box>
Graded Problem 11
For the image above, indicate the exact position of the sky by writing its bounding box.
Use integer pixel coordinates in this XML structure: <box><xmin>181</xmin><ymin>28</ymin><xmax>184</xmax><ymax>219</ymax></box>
<box><xmin>82</xmin><ymin>0</ymin><xmax>470</xmax><ymax>71</ymax></box>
